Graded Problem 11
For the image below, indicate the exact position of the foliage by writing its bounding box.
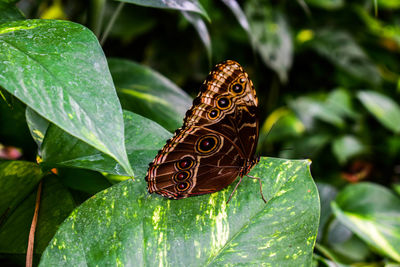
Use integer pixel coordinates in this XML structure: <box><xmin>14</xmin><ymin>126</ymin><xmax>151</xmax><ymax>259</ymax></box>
<box><xmin>0</xmin><ymin>0</ymin><xmax>399</xmax><ymax>266</ymax></box>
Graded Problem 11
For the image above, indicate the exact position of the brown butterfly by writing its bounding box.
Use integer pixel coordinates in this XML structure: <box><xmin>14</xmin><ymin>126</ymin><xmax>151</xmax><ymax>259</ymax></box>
<box><xmin>145</xmin><ymin>60</ymin><xmax>265</xmax><ymax>202</ymax></box>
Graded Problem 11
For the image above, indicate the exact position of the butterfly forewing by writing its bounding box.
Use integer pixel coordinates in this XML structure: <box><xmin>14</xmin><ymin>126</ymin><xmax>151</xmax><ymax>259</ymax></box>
<box><xmin>145</xmin><ymin>60</ymin><xmax>259</xmax><ymax>199</ymax></box>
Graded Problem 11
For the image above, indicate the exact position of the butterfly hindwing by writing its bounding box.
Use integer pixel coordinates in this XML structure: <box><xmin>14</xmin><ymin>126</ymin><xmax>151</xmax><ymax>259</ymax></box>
<box><xmin>145</xmin><ymin>60</ymin><xmax>259</xmax><ymax>199</ymax></box>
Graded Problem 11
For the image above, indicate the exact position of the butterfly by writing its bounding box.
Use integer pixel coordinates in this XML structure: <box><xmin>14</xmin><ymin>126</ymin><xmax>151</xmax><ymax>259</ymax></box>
<box><xmin>145</xmin><ymin>60</ymin><xmax>265</xmax><ymax>202</ymax></box>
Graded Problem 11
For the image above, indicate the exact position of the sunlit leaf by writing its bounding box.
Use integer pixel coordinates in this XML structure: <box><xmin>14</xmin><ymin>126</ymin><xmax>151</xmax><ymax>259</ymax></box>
<box><xmin>357</xmin><ymin>90</ymin><xmax>400</xmax><ymax>133</ymax></box>
<box><xmin>40</xmin><ymin>158</ymin><xmax>319</xmax><ymax>266</ymax></box>
<box><xmin>0</xmin><ymin>20</ymin><xmax>133</xmax><ymax>176</ymax></box>
<box><xmin>332</xmin><ymin>182</ymin><xmax>400</xmax><ymax>263</ymax></box>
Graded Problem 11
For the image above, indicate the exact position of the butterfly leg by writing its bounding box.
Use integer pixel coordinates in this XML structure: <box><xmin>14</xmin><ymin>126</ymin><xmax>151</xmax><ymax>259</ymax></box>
<box><xmin>227</xmin><ymin>176</ymin><xmax>243</xmax><ymax>204</ymax></box>
<box><xmin>246</xmin><ymin>175</ymin><xmax>267</xmax><ymax>203</ymax></box>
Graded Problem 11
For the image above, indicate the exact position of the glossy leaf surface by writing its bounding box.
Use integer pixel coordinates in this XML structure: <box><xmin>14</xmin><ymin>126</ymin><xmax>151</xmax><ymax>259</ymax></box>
<box><xmin>0</xmin><ymin>20</ymin><xmax>132</xmax><ymax>175</ymax></box>
<box><xmin>40</xmin><ymin>157</ymin><xmax>319</xmax><ymax>266</ymax></box>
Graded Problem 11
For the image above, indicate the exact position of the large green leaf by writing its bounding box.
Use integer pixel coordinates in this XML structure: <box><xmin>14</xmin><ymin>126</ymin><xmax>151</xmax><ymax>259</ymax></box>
<box><xmin>332</xmin><ymin>183</ymin><xmax>400</xmax><ymax>263</ymax></box>
<box><xmin>0</xmin><ymin>175</ymin><xmax>75</xmax><ymax>254</ymax></box>
<box><xmin>109</xmin><ymin>58</ymin><xmax>192</xmax><ymax>132</ymax></box>
<box><xmin>41</xmin><ymin>110</ymin><xmax>171</xmax><ymax>178</ymax></box>
<box><xmin>245</xmin><ymin>0</ymin><xmax>293</xmax><ymax>82</ymax></box>
<box><xmin>116</xmin><ymin>0</ymin><xmax>210</xmax><ymax>21</ymax></box>
<box><xmin>0</xmin><ymin>161</ymin><xmax>43</xmax><ymax>217</ymax></box>
<box><xmin>357</xmin><ymin>90</ymin><xmax>400</xmax><ymax>134</ymax></box>
<box><xmin>39</xmin><ymin>157</ymin><xmax>319</xmax><ymax>266</ymax></box>
<box><xmin>0</xmin><ymin>20</ymin><xmax>133</xmax><ymax>176</ymax></box>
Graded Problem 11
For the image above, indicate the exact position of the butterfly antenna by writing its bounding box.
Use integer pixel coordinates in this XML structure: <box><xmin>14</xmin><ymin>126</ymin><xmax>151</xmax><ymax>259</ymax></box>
<box><xmin>246</xmin><ymin>175</ymin><xmax>267</xmax><ymax>203</ymax></box>
<box><xmin>226</xmin><ymin>176</ymin><xmax>243</xmax><ymax>204</ymax></box>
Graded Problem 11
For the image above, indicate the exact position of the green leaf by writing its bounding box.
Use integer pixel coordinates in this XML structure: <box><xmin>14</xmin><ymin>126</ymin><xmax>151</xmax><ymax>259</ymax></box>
<box><xmin>357</xmin><ymin>7</ymin><xmax>400</xmax><ymax>47</ymax></box>
<box><xmin>332</xmin><ymin>182</ymin><xmax>400</xmax><ymax>263</ymax></box>
<box><xmin>279</xmin><ymin>134</ymin><xmax>331</xmax><ymax>159</ymax></box>
<box><xmin>57</xmin><ymin>168</ymin><xmax>112</xmax><ymax>195</ymax></box>
<box><xmin>220</xmin><ymin>0</ymin><xmax>252</xmax><ymax>42</ymax></box>
<box><xmin>316</xmin><ymin>183</ymin><xmax>337</xmax><ymax>242</ymax></box>
<box><xmin>0</xmin><ymin>2</ymin><xmax>24</xmax><ymax>23</ymax></box>
<box><xmin>0</xmin><ymin>161</ymin><xmax>43</xmax><ymax>217</ymax></box>
<box><xmin>0</xmin><ymin>94</ymin><xmax>36</xmax><ymax>152</ymax></box>
<box><xmin>310</xmin><ymin>29</ymin><xmax>381</xmax><ymax>85</ymax></box>
<box><xmin>245</xmin><ymin>1</ymin><xmax>293</xmax><ymax>82</ymax></box>
<box><xmin>40</xmin><ymin>157</ymin><xmax>319</xmax><ymax>266</ymax></box>
<box><xmin>304</xmin><ymin>0</ymin><xmax>344</xmax><ymax>9</ymax></box>
<box><xmin>182</xmin><ymin>11</ymin><xmax>211</xmax><ymax>62</ymax></box>
<box><xmin>109</xmin><ymin>58</ymin><xmax>192</xmax><ymax>132</ymax></box>
<box><xmin>377</xmin><ymin>0</ymin><xmax>400</xmax><ymax>9</ymax></box>
<box><xmin>25</xmin><ymin>107</ymin><xmax>49</xmax><ymax>149</ymax></box>
<box><xmin>325</xmin><ymin>88</ymin><xmax>359</xmax><ymax>120</ymax></box>
<box><xmin>0</xmin><ymin>20</ymin><xmax>133</xmax><ymax>176</ymax></box>
<box><xmin>394</xmin><ymin>184</ymin><xmax>400</xmax><ymax>197</ymax></box>
<box><xmin>332</xmin><ymin>135</ymin><xmax>365</xmax><ymax>165</ymax></box>
<box><xmin>41</xmin><ymin>110</ymin><xmax>172</xmax><ymax>178</ymax></box>
<box><xmin>258</xmin><ymin>108</ymin><xmax>305</xmax><ymax>150</ymax></box>
<box><xmin>357</xmin><ymin>90</ymin><xmax>400</xmax><ymax>134</ymax></box>
<box><xmin>289</xmin><ymin>97</ymin><xmax>345</xmax><ymax>129</ymax></box>
<box><xmin>0</xmin><ymin>175</ymin><xmax>75</xmax><ymax>254</ymax></box>
<box><xmin>116</xmin><ymin>0</ymin><xmax>210</xmax><ymax>21</ymax></box>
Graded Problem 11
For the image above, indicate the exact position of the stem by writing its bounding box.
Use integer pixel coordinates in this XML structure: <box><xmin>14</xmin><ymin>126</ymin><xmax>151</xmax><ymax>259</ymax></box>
<box><xmin>100</xmin><ymin>2</ymin><xmax>125</xmax><ymax>46</ymax></box>
<box><xmin>26</xmin><ymin>181</ymin><xmax>43</xmax><ymax>267</ymax></box>
<box><xmin>88</xmin><ymin>0</ymin><xmax>107</xmax><ymax>38</ymax></box>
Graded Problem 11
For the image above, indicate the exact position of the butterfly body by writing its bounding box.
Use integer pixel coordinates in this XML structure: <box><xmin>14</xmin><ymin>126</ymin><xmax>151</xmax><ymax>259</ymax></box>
<box><xmin>145</xmin><ymin>60</ymin><xmax>259</xmax><ymax>200</ymax></box>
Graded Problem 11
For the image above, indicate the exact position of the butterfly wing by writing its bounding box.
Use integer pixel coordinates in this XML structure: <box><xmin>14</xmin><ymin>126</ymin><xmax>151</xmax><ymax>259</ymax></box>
<box><xmin>145</xmin><ymin>60</ymin><xmax>259</xmax><ymax>199</ymax></box>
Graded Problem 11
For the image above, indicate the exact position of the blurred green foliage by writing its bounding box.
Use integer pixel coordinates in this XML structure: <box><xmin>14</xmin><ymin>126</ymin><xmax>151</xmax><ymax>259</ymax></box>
<box><xmin>1</xmin><ymin>0</ymin><xmax>400</xmax><ymax>266</ymax></box>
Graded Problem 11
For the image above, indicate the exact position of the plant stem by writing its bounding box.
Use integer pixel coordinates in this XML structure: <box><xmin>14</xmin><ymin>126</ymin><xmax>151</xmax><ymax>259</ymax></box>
<box><xmin>88</xmin><ymin>0</ymin><xmax>107</xmax><ymax>38</ymax></box>
<box><xmin>100</xmin><ymin>2</ymin><xmax>125</xmax><ymax>46</ymax></box>
<box><xmin>26</xmin><ymin>180</ymin><xmax>43</xmax><ymax>267</ymax></box>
